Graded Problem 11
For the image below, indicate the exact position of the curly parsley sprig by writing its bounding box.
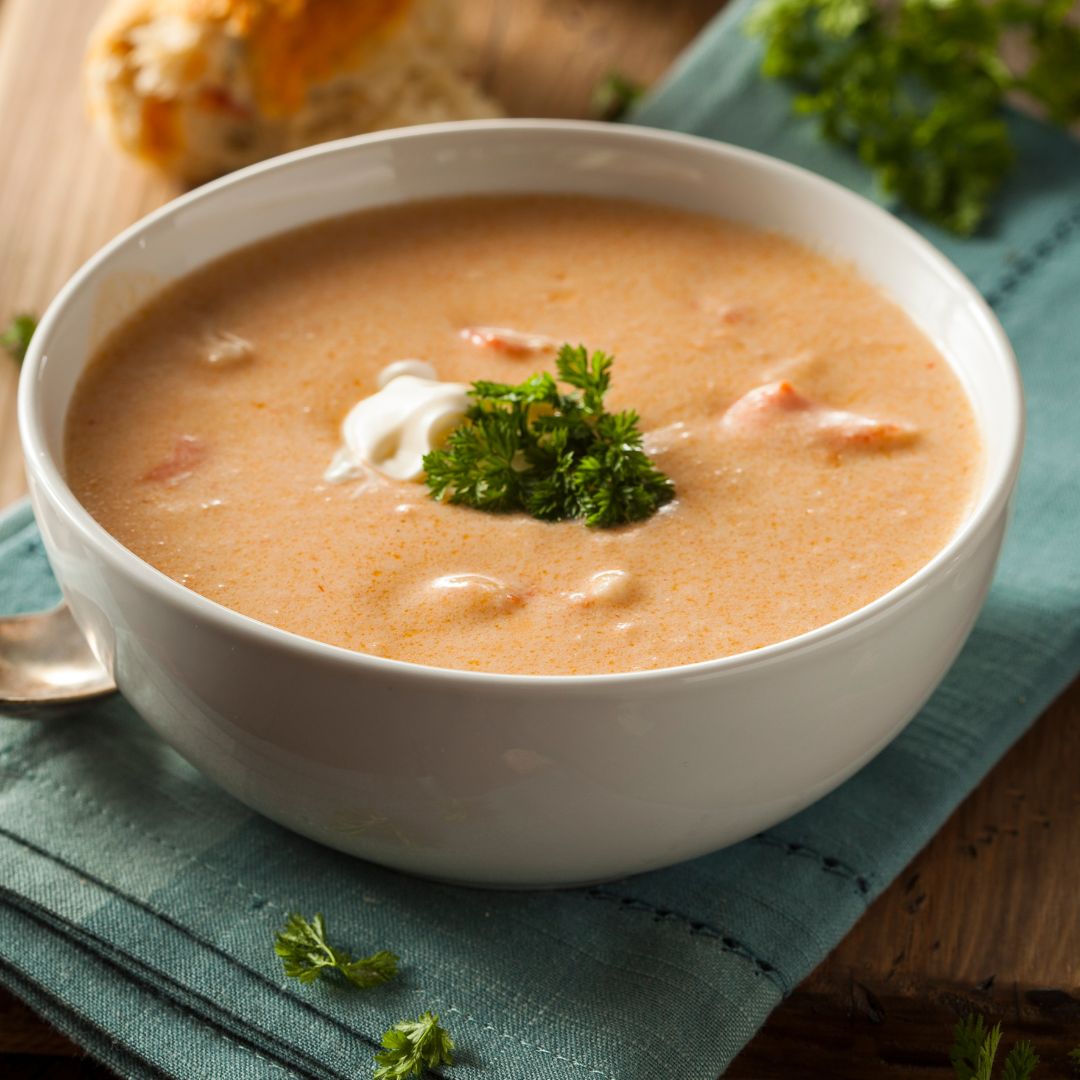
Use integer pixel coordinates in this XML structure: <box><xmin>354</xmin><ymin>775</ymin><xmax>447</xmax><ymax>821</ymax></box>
<box><xmin>423</xmin><ymin>344</ymin><xmax>675</xmax><ymax>528</ymax></box>
<box><xmin>274</xmin><ymin>912</ymin><xmax>399</xmax><ymax>989</ymax></box>
<box><xmin>748</xmin><ymin>0</ymin><xmax>1080</xmax><ymax>234</ymax></box>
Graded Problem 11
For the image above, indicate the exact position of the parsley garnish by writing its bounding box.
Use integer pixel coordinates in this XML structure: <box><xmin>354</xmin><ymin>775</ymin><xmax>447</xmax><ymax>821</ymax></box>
<box><xmin>274</xmin><ymin>912</ymin><xmax>399</xmax><ymax>989</ymax></box>
<box><xmin>950</xmin><ymin>1015</ymin><xmax>1038</xmax><ymax>1080</ymax></box>
<box><xmin>374</xmin><ymin>1012</ymin><xmax>455</xmax><ymax>1080</ymax></box>
<box><xmin>748</xmin><ymin>0</ymin><xmax>1080</xmax><ymax>234</ymax></box>
<box><xmin>423</xmin><ymin>344</ymin><xmax>675</xmax><ymax>528</ymax></box>
<box><xmin>1</xmin><ymin>313</ymin><xmax>37</xmax><ymax>364</ymax></box>
<box><xmin>590</xmin><ymin>71</ymin><xmax>646</xmax><ymax>121</ymax></box>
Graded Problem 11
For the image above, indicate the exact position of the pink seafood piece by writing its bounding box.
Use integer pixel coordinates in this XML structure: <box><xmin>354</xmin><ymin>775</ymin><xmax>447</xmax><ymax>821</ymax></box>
<box><xmin>140</xmin><ymin>434</ymin><xmax>205</xmax><ymax>485</ymax></box>
<box><xmin>698</xmin><ymin>298</ymin><xmax>750</xmax><ymax>325</ymax></box>
<box><xmin>459</xmin><ymin>326</ymin><xmax>559</xmax><ymax>355</ymax></box>
<box><xmin>721</xmin><ymin>381</ymin><xmax>917</xmax><ymax>450</ymax></box>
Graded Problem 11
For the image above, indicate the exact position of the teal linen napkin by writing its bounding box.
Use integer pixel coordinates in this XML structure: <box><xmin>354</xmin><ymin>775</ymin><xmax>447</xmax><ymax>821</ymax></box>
<box><xmin>3</xmin><ymin>1</ymin><xmax>1080</xmax><ymax>1074</ymax></box>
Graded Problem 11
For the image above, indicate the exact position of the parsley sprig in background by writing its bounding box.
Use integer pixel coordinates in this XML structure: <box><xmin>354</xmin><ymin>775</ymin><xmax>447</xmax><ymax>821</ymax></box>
<box><xmin>952</xmin><ymin>1014</ymin><xmax>1039</xmax><ymax>1080</ymax></box>
<box><xmin>1</xmin><ymin>313</ymin><xmax>36</xmax><ymax>364</ymax></box>
<box><xmin>949</xmin><ymin>1013</ymin><xmax>1080</xmax><ymax>1080</ymax></box>
<box><xmin>749</xmin><ymin>0</ymin><xmax>1080</xmax><ymax>234</ymax></box>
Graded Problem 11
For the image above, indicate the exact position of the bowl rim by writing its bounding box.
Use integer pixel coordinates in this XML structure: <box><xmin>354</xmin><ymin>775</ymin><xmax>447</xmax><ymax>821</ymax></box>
<box><xmin>18</xmin><ymin>117</ymin><xmax>1025</xmax><ymax>690</ymax></box>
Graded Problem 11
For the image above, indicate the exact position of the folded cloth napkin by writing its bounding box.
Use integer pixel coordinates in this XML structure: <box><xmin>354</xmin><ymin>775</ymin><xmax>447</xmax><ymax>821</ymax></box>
<box><xmin>3</xmin><ymin>1</ymin><xmax>1080</xmax><ymax>1076</ymax></box>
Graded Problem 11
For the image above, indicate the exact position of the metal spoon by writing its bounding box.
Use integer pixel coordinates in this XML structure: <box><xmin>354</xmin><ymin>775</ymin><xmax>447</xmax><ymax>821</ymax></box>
<box><xmin>0</xmin><ymin>604</ymin><xmax>116</xmax><ymax>719</ymax></box>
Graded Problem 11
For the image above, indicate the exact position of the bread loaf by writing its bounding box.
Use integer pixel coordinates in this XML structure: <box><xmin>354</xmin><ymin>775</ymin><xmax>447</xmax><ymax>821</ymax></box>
<box><xmin>85</xmin><ymin>0</ymin><xmax>500</xmax><ymax>181</ymax></box>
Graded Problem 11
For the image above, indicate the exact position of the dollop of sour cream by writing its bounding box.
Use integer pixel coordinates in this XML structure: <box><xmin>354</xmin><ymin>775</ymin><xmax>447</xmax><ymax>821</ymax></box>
<box><xmin>325</xmin><ymin>361</ymin><xmax>469</xmax><ymax>483</ymax></box>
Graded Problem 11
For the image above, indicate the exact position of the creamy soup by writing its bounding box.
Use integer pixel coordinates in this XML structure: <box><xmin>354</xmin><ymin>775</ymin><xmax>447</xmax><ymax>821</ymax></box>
<box><xmin>65</xmin><ymin>196</ymin><xmax>981</xmax><ymax>674</ymax></box>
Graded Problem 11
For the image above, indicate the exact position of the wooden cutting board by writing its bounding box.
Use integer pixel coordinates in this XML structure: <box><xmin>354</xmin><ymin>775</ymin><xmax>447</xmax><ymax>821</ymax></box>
<box><xmin>1</xmin><ymin>2</ymin><xmax>1078</xmax><ymax>1077</ymax></box>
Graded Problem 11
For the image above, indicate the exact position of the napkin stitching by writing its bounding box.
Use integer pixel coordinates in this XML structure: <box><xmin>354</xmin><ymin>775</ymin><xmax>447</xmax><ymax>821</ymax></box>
<box><xmin>749</xmin><ymin>834</ymin><xmax>872</xmax><ymax>895</ymax></box>
<box><xmin>0</xmin><ymin>751</ymin><xmax>620</xmax><ymax>1080</ymax></box>
<box><xmin>984</xmin><ymin>199</ymin><xmax>1080</xmax><ymax>308</ymax></box>
<box><xmin>0</xmin><ymin>957</ymin><xmax>173</xmax><ymax>1080</ymax></box>
<box><xmin>204</xmin><ymin>1029</ymin><xmax>304</xmax><ymax>1078</ymax></box>
<box><xmin>0</xmin><ymin>823</ymin><xmax>376</xmax><ymax>1075</ymax></box>
<box><xmin>442</xmin><ymin>1007</ymin><xmax>618</xmax><ymax>1080</ymax></box>
<box><xmin>0</xmin><ymin>924</ymin><xmax>305</xmax><ymax>1080</ymax></box>
<box><xmin>0</xmin><ymin>740</ymin><xmax>280</xmax><ymax>910</ymax></box>
<box><xmin>584</xmin><ymin>887</ymin><xmax>787</xmax><ymax>994</ymax></box>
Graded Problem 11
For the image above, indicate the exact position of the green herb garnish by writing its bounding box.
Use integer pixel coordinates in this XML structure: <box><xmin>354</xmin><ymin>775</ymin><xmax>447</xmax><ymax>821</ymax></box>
<box><xmin>590</xmin><ymin>70</ymin><xmax>646</xmax><ymax>121</ymax></box>
<box><xmin>274</xmin><ymin>912</ymin><xmax>398</xmax><ymax>989</ymax></box>
<box><xmin>374</xmin><ymin>1012</ymin><xmax>455</xmax><ymax>1080</ymax></box>
<box><xmin>748</xmin><ymin>0</ymin><xmax>1080</xmax><ymax>234</ymax></box>
<box><xmin>423</xmin><ymin>344</ymin><xmax>675</xmax><ymax>528</ymax></box>
<box><xmin>1</xmin><ymin>313</ymin><xmax>37</xmax><ymax>363</ymax></box>
<box><xmin>950</xmin><ymin>1015</ymin><xmax>1038</xmax><ymax>1080</ymax></box>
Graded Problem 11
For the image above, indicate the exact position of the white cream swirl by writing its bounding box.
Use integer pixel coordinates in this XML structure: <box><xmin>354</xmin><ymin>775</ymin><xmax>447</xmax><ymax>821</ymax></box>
<box><xmin>325</xmin><ymin>362</ymin><xmax>469</xmax><ymax>483</ymax></box>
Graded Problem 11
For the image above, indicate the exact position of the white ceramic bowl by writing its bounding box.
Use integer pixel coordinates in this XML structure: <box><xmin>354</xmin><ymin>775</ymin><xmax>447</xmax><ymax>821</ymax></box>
<box><xmin>19</xmin><ymin>120</ymin><xmax>1023</xmax><ymax>887</ymax></box>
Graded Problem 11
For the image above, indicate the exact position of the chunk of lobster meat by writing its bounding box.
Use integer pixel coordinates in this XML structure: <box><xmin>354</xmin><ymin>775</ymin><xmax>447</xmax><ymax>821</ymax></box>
<box><xmin>721</xmin><ymin>381</ymin><xmax>916</xmax><ymax>450</ymax></box>
<box><xmin>459</xmin><ymin>326</ymin><xmax>559</xmax><ymax>355</ymax></box>
<box><xmin>425</xmin><ymin>574</ymin><xmax>527</xmax><ymax>618</ymax></box>
<box><xmin>140</xmin><ymin>434</ymin><xmax>205</xmax><ymax>485</ymax></box>
<box><xmin>720</xmin><ymin>381</ymin><xmax>812</xmax><ymax>429</ymax></box>
<box><xmin>695</xmin><ymin>295</ymin><xmax>754</xmax><ymax>323</ymax></box>
<box><xmin>202</xmin><ymin>331</ymin><xmax>253</xmax><ymax>367</ymax></box>
<box><xmin>816</xmin><ymin>410</ymin><xmax>917</xmax><ymax>450</ymax></box>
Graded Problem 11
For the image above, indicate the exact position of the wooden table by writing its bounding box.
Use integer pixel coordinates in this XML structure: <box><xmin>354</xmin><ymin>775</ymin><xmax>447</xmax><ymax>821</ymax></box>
<box><xmin>1</xmin><ymin>1</ymin><xmax>1077</xmax><ymax>1076</ymax></box>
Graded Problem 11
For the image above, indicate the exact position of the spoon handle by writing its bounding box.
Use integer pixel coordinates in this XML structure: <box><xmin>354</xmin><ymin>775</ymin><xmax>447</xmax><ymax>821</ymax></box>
<box><xmin>0</xmin><ymin>604</ymin><xmax>118</xmax><ymax>721</ymax></box>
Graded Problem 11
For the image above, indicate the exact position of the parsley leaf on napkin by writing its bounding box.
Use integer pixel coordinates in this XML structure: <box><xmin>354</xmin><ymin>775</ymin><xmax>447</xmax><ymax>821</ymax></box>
<box><xmin>374</xmin><ymin>1012</ymin><xmax>455</xmax><ymax>1080</ymax></box>
<box><xmin>274</xmin><ymin>912</ymin><xmax>399</xmax><ymax>989</ymax></box>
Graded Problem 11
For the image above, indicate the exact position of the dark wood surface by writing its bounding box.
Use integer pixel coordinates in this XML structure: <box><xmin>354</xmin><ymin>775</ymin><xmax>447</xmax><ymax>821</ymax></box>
<box><xmin>2</xmin><ymin>1</ymin><xmax>1078</xmax><ymax>1076</ymax></box>
<box><xmin>729</xmin><ymin>677</ymin><xmax>1080</xmax><ymax>1077</ymax></box>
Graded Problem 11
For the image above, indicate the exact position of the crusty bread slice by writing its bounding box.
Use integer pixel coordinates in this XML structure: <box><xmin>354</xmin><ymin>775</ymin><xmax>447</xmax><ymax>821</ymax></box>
<box><xmin>86</xmin><ymin>0</ymin><xmax>500</xmax><ymax>182</ymax></box>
